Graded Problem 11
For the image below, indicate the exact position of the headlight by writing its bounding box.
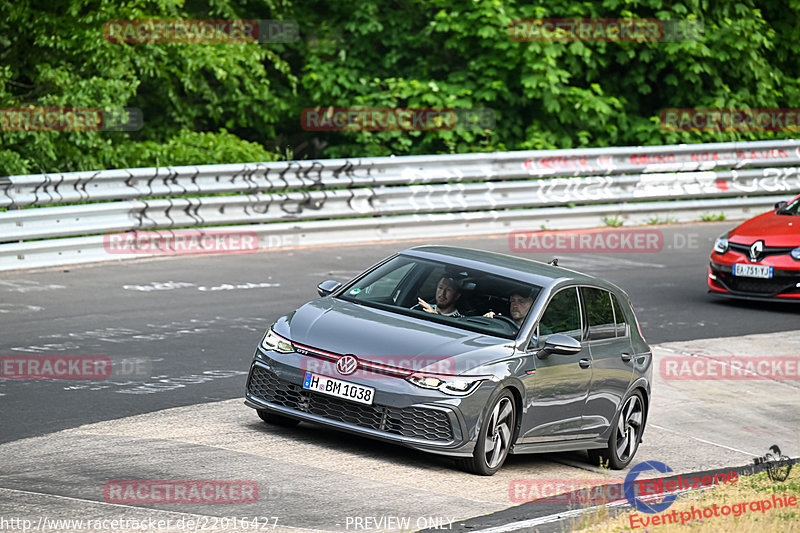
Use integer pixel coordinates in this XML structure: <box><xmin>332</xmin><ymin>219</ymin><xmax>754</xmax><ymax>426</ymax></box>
<box><xmin>713</xmin><ymin>233</ymin><xmax>729</xmax><ymax>254</ymax></box>
<box><xmin>791</xmin><ymin>247</ymin><xmax>800</xmax><ymax>261</ymax></box>
<box><xmin>261</xmin><ymin>329</ymin><xmax>294</xmax><ymax>353</ymax></box>
<box><xmin>406</xmin><ymin>373</ymin><xmax>489</xmax><ymax>396</ymax></box>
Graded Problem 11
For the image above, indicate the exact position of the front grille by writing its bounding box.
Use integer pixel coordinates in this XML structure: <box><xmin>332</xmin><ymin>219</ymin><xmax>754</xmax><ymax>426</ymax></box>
<box><xmin>715</xmin><ymin>271</ymin><xmax>800</xmax><ymax>296</ymax></box>
<box><xmin>247</xmin><ymin>365</ymin><xmax>453</xmax><ymax>442</ymax></box>
<box><xmin>725</xmin><ymin>277</ymin><xmax>793</xmax><ymax>295</ymax></box>
<box><xmin>728</xmin><ymin>243</ymin><xmax>794</xmax><ymax>261</ymax></box>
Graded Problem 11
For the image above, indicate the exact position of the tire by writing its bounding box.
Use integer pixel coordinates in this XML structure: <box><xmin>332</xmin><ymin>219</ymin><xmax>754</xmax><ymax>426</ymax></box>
<box><xmin>588</xmin><ymin>390</ymin><xmax>644</xmax><ymax>469</ymax></box>
<box><xmin>257</xmin><ymin>409</ymin><xmax>300</xmax><ymax>427</ymax></box>
<box><xmin>458</xmin><ymin>390</ymin><xmax>516</xmax><ymax>476</ymax></box>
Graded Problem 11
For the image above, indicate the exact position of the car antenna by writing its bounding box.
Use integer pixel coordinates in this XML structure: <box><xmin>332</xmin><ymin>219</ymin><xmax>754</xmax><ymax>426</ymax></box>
<box><xmin>548</xmin><ymin>258</ymin><xmax>559</xmax><ymax>266</ymax></box>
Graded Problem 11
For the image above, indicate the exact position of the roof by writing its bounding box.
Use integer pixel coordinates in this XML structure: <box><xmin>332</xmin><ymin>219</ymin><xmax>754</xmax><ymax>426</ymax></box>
<box><xmin>399</xmin><ymin>245</ymin><xmax>601</xmax><ymax>289</ymax></box>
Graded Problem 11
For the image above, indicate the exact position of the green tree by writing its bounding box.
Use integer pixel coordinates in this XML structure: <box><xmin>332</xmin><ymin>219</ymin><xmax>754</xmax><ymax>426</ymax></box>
<box><xmin>0</xmin><ymin>0</ymin><xmax>294</xmax><ymax>175</ymax></box>
<box><xmin>1</xmin><ymin>0</ymin><xmax>798</xmax><ymax>176</ymax></box>
<box><xmin>293</xmin><ymin>0</ymin><xmax>800</xmax><ymax>156</ymax></box>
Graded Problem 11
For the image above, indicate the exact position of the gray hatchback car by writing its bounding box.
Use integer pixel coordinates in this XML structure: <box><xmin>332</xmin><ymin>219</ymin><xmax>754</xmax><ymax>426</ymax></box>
<box><xmin>245</xmin><ymin>246</ymin><xmax>652</xmax><ymax>475</ymax></box>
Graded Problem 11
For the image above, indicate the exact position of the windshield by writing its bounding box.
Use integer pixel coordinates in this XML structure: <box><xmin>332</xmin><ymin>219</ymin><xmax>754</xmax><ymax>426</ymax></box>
<box><xmin>777</xmin><ymin>196</ymin><xmax>800</xmax><ymax>215</ymax></box>
<box><xmin>337</xmin><ymin>255</ymin><xmax>542</xmax><ymax>339</ymax></box>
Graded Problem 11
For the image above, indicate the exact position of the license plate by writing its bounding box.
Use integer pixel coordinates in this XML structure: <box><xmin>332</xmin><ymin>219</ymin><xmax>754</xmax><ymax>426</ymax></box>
<box><xmin>302</xmin><ymin>372</ymin><xmax>374</xmax><ymax>405</ymax></box>
<box><xmin>733</xmin><ymin>264</ymin><xmax>773</xmax><ymax>279</ymax></box>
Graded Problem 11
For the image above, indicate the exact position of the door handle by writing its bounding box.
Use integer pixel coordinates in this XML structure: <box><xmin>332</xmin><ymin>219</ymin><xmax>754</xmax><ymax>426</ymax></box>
<box><xmin>579</xmin><ymin>359</ymin><xmax>591</xmax><ymax>369</ymax></box>
<box><xmin>621</xmin><ymin>353</ymin><xmax>633</xmax><ymax>362</ymax></box>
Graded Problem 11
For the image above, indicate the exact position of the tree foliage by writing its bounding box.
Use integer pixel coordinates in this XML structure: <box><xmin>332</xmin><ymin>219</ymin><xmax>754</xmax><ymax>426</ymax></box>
<box><xmin>1</xmin><ymin>0</ymin><xmax>798</xmax><ymax>176</ymax></box>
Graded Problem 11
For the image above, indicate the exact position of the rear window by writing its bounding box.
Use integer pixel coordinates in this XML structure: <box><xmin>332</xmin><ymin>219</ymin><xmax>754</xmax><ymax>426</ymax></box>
<box><xmin>611</xmin><ymin>293</ymin><xmax>629</xmax><ymax>337</ymax></box>
<box><xmin>582</xmin><ymin>287</ymin><xmax>616</xmax><ymax>341</ymax></box>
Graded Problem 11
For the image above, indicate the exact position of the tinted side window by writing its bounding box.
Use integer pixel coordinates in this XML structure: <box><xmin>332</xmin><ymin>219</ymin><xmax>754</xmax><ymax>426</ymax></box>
<box><xmin>538</xmin><ymin>288</ymin><xmax>581</xmax><ymax>341</ymax></box>
<box><xmin>611</xmin><ymin>293</ymin><xmax>629</xmax><ymax>337</ymax></box>
<box><xmin>582</xmin><ymin>287</ymin><xmax>616</xmax><ymax>341</ymax></box>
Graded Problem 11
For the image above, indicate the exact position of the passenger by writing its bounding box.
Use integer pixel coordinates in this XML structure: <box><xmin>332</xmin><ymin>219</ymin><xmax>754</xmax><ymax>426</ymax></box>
<box><xmin>485</xmin><ymin>291</ymin><xmax>534</xmax><ymax>327</ymax></box>
<box><xmin>414</xmin><ymin>276</ymin><xmax>463</xmax><ymax>318</ymax></box>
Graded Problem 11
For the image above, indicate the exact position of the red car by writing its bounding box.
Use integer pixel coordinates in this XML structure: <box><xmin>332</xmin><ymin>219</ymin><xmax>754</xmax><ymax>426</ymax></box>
<box><xmin>708</xmin><ymin>193</ymin><xmax>800</xmax><ymax>302</ymax></box>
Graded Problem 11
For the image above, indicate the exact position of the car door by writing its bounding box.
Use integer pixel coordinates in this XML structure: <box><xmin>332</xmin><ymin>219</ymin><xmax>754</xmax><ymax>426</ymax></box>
<box><xmin>581</xmin><ymin>286</ymin><xmax>635</xmax><ymax>438</ymax></box>
<box><xmin>519</xmin><ymin>286</ymin><xmax>593</xmax><ymax>442</ymax></box>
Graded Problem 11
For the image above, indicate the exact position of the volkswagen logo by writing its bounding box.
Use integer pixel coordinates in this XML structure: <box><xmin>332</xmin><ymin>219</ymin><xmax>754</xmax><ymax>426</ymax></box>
<box><xmin>336</xmin><ymin>355</ymin><xmax>358</xmax><ymax>375</ymax></box>
<box><xmin>749</xmin><ymin>240</ymin><xmax>764</xmax><ymax>262</ymax></box>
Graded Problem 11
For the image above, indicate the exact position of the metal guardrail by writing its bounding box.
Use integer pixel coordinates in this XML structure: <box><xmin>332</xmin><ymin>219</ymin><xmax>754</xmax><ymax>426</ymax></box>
<box><xmin>1</xmin><ymin>139</ymin><xmax>799</xmax><ymax>271</ymax></box>
<box><xmin>2</xmin><ymin>140</ymin><xmax>800</xmax><ymax>208</ymax></box>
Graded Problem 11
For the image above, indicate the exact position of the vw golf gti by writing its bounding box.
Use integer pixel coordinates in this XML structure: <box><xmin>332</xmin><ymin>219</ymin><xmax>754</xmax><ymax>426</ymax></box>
<box><xmin>245</xmin><ymin>246</ymin><xmax>652</xmax><ymax>475</ymax></box>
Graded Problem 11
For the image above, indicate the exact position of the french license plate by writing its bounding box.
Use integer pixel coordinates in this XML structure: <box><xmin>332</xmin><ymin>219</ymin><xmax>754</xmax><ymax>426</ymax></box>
<box><xmin>302</xmin><ymin>372</ymin><xmax>374</xmax><ymax>405</ymax></box>
<box><xmin>733</xmin><ymin>263</ymin><xmax>773</xmax><ymax>279</ymax></box>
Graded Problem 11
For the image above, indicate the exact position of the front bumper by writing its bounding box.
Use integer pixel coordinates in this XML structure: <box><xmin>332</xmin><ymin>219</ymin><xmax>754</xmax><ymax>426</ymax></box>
<box><xmin>244</xmin><ymin>349</ymin><xmax>489</xmax><ymax>457</ymax></box>
<box><xmin>708</xmin><ymin>261</ymin><xmax>800</xmax><ymax>301</ymax></box>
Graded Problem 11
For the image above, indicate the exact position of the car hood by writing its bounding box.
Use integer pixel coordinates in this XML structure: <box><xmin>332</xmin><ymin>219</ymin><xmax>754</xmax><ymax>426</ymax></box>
<box><xmin>729</xmin><ymin>210</ymin><xmax>800</xmax><ymax>247</ymax></box>
<box><xmin>274</xmin><ymin>297</ymin><xmax>514</xmax><ymax>374</ymax></box>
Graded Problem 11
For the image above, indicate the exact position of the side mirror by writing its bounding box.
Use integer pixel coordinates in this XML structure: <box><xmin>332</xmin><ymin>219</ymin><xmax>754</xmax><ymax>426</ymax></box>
<box><xmin>317</xmin><ymin>280</ymin><xmax>342</xmax><ymax>297</ymax></box>
<box><xmin>775</xmin><ymin>201</ymin><xmax>788</xmax><ymax>211</ymax></box>
<box><xmin>537</xmin><ymin>334</ymin><xmax>582</xmax><ymax>359</ymax></box>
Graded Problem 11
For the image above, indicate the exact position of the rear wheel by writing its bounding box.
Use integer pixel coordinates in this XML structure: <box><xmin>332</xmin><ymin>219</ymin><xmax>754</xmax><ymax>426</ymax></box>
<box><xmin>588</xmin><ymin>390</ymin><xmax>644</xmax><ymax>469</ymax></box>
<box><xmin>257</xmin><ymin>409</ymin><xmax>300</xmax><ymax>427</ymax></box>
<box><xmin>458</xmin><ymin>390</ymin><xmax>516</xmax><ymax>476</ymax></box>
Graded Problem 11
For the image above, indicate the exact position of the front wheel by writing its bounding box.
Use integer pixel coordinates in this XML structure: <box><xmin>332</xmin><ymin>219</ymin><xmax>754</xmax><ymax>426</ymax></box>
<box><xmin>588</xmin><ymin>390</ymin><xmax>644</xmax><ymax>469</ymax></box>
<box><xmin>458</xmin><ymin>390</ymin><xmax>516</xmax><ymax>476</ymax></box>
<box><xmin>257</xmin><ymin>409</ymin><xmax>300</xmax><ymax>427</ymax></box>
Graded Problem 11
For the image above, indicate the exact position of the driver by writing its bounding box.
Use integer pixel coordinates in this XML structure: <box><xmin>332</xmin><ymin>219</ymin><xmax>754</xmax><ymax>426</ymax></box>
<box><xmin>413</xmin><ymin>276</ymin><xmax>463</xmax><ymax>318</ymax></box>
<box><xmin>484</xmin><ymin>291</ymin><xmax>534</xmax><ymax>327</ymax></box>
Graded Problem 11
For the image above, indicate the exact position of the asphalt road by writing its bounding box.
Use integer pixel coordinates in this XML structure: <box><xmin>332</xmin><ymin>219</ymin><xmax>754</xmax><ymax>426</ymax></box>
<box><xmin>1</xmin><ymin>221</ymin><xmax>798</xmax><ymax>446</ymax></box>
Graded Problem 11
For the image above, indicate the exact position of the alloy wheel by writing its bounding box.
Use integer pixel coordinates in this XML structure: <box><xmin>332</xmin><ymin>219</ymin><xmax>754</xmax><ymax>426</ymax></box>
<box><xmin>615</xmin><ymin>394</ymin><xmax>643</xmax><ymax>462</ymax></box>
<box><xmin>484</xmin><ymin>396</ymin><xmax>514</xmax><ymax>468</ymax></box>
